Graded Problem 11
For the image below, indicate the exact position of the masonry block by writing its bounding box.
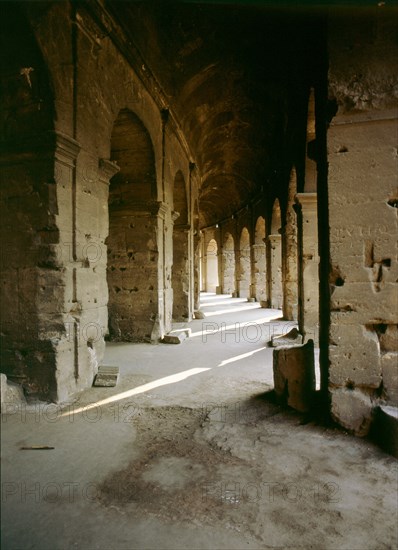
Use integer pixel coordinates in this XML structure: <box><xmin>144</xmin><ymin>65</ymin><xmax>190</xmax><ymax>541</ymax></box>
<box><xmin>381</xmin><ymin>352</ymin><xmax>398</xmax><ymax>406</ymax></box>
<box><xmin>273</xmin><ymin>339</ymin><xmax>315</xmax><ymax>412</ymax></box>
<box><xmin>330</xmin><ymin>388</ymin><xmax>373</xmax><ymax>436</ymax></box>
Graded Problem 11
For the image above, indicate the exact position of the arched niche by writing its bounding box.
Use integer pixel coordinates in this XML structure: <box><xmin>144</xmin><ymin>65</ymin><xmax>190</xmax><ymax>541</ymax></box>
<box><xmin>107</xmin><ymin>109</ymin><xmax>158</xmax><ymax>342</ymax></box>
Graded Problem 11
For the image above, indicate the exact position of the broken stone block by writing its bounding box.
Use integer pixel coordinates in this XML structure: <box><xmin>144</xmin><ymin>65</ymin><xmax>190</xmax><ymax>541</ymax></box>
<box><xmin>381</xmin><ymin>352</ymin><xmax>398</xmax><ymax>406</ymax></box>
<box><xmin>271</xmin><ymin>327</ymin><xmax>303</xmax><ymax>348</ymax></box>
<box><xmin>194</xmin><ymin>310</ymin><xmax>205</xmax><ymax>319</ymax></box>
<box><xmin>162</xmin><ymin>330</ymin><xmax>189</xmax><ymax>344</ymax></box>
<box><xmin>0</xmin><ymin>373</ymin><xmax>26</xmax><ymax>412</ymax></box>
<box><xmin>272</xmin><ymin>339</ymin><xmax>315</xmax><ymax>413</ymax></box>
<box><xmin>93</xmin><ymin>366</ymin><xmax>119</xmax><ymax>387</ymax></box>
<box><xmin>330</xmin><ymin>388</ymin><xmax>373</xmax><ymax>436</ymax></box>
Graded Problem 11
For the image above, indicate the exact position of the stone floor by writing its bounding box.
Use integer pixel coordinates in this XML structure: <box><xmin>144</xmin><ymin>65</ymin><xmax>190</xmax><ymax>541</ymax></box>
<box><xmin>1</xmin><ymin>294</ymin><xmax>397</xmax><ymax>549</ymax></box>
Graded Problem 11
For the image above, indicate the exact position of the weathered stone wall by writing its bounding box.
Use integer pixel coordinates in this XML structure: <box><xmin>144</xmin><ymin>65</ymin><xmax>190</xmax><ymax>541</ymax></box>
<box><xmin>0</xmin><ymin>2</ymin><xmax>199</xmax><ymax>400</ymax></box>
<box><xmin>328</xmin><ymin>7</ymin><xmax>398</xmax><ymax>433</ymax></box>
<box><xmin>0</xmin><ymin>5</ymin><xmax>64</xmax><ymax>400</ymax></box>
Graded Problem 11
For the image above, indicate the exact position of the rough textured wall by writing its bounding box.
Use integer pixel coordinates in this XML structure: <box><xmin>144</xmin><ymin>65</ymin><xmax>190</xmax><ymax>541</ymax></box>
<box><xmin>0</xmin><ymin>6</ymin><xmax>62</xmax><ymax>400</ymax></box>
<box><xmin>328</xmin><ymin>6</ymin><xmax>398</xmax><ymax>433</ymax></box>
<box><xmin>172</xmin><ymin>229</ymin><xmax>190</xmax><ymax>320</ymax></box>
<box><xmin>0</xmin><ymin>2</ymin><xmax>198</xmax><ymax>400</ymax></box>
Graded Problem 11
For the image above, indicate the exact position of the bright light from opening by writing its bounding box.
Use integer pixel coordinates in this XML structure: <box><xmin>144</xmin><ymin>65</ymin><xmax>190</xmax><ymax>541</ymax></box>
<box><xmin>60</xmin><ymin>367</ymin><xmax>211</xmax><ymax>418</ymax></box>
<box><xmin>217</xmin><ymin>346</ymin><xmax>267</xmax><ymax>367</ymax></box>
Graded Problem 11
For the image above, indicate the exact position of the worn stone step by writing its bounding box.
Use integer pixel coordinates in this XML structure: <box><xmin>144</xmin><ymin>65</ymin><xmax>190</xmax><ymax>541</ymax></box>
<box><xmin>93</xmin><ymin>366</ymin><xmax>119</xmax><ymax>387</ymax></box>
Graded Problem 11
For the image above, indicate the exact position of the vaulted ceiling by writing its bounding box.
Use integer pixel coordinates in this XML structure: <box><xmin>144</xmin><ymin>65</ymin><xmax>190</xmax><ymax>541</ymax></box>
<box><xmin>107</xmin><ymin>1</ymin><xmax>323</xmax><ymax>226</ymax></box>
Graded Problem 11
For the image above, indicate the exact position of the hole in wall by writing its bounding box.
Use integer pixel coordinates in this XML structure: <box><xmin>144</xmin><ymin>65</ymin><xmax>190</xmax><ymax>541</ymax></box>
<box><xmin>330</xmin><ymin>265</ymin><xmax>345</xmax><ymax>286</ymax></box>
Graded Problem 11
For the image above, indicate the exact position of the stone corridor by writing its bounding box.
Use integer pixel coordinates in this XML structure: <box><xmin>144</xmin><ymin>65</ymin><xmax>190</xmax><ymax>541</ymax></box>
<box><xmin>1</xmin><ymin>295</ymin><xmax>397</xmax><ymax>549</ymax></box>
<box><xmin>1</xmin><ymin>1</ymin><xmax>397</xmax><ymax>548</ymax></box>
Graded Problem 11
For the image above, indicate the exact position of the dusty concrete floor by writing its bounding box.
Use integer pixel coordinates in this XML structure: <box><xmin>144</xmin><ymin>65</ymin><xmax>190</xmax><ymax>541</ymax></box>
<box><xmin>1</xmin><ymin>294</ymin><xmax>397</xmax><ymax>549</ymax></box>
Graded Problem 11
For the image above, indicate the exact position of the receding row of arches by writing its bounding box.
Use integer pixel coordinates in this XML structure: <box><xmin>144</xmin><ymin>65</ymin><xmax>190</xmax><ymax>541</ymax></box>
<box><xmin>107</xmin><ymin>109</ymin><xmax>192</xmax><ymax>342</ymax></box>
<box><xmin>202</xmin><ymin>217</ymin><xmax>269</xmax><ymax>302</ymax></box>
<box><xmin>199</xmin><ymin>178</ymin><xmax>320</xmax><ymax>352</ymax></box>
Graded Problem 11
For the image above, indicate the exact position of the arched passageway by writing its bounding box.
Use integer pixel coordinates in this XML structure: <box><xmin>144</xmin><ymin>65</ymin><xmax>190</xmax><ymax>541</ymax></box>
<box><xmin>107</xmin><ymin>109</ymin><xmax>158</xmax><ymax>342</ymax></box>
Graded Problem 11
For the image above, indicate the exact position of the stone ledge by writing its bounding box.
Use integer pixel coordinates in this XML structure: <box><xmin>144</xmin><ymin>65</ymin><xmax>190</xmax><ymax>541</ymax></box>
<box><xmin>273</xmin><ymin>340</ymin><xmax>315</xmax><ymax>413</ymax></box>
<box><xmin>270</xmin><ymin>327</ymin><xmax>303</xmax><ymax>348</ymax></box>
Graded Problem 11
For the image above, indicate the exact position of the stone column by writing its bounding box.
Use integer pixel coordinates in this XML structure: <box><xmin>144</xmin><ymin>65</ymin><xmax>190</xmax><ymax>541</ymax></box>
<box><xmin>327</xmin><ymin>112</ymin><xmax>398</xmax><ymax>434</ymax></box>
<box><xmin>172</xmin><ymin>214</ymin><xmax>191</xmax><ymax>321</ymax></box>
<box><xmin>282</xmin><ymin>171</ymin><xmax>299</xmax><ymax>321</ymax></box>
<box><xmin>252</xmin><ymin>243</ymin><xmax>267</xmax><ymax>303</ymax></box>
<box><xmin>295</xmin><ymin>193</ymin><xmax>319</xmax><ymax>345</ymax></box>
<box><xmin>268</xmin><ymin>234</ymin><xmax>283</xmax><ymax>309</ymax></box>
<box><xmin>193</xmin><ymin>232</ymin><xmax>201</xmax><ymax>309</ymax></box>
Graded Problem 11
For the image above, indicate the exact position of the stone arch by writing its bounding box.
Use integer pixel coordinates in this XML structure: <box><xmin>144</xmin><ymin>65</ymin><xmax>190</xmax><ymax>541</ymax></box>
<box><xmin>253</xmin><ymin>216</ymin><xmax>267</xmax><ymax>302</ymax></box>
<box><xmin>172</xmin><ymin>170</ymin><xmax>189</xmax><ymax>320</ymax></box>
<box><xmin>222</xmin><ymin>232</ymin><xmax>236</xmax><ymax>295</ymax></box>
<box><xmin>107</xmin><ymin>109</ymin><xmax>159</xmax><ymax>342</ymax></box>
<box><xmin>269</xmin><ymin>198</ymin><xmax>283</xmax><ymax>309</ymax></box>
<box><xmin>239</xmin><ymin>227</ymin><xmax>251</xmax><ymax>299</ymax></box>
